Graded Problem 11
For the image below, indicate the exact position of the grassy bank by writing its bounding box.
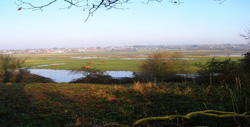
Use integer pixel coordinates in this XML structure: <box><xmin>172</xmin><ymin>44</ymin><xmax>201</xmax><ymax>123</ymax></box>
<box><xmin>0</xmin><ymin>82</ymin><xmax>249</xmax><ymax>126</ymax></box>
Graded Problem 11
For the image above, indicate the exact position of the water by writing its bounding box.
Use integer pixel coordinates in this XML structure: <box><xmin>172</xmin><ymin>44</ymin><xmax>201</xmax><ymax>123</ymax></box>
<box><xmin>119</xmin><ymin>58</ymin><xmax>147</xmax><ymax>60</ymax></box>
<box><xmin>29</xmin><ymin>69</ymin><xmax>133</xmax><ymax>83</ymax></box>
<box><xmin>70</xmin><ymin>57</ymin><xmax>104</xmax><ymax>59</ymax></box>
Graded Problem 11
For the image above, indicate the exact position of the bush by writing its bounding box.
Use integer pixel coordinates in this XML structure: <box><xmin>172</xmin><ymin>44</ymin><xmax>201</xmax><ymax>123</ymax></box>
<box><xmin>0</xmin><ymin>54</ymin><xmax>55</xmax><ymax>83</ymax></box>
<box><xmin>19</xmin><ymin>72</ymin><xmax>55</xmax><ymax>83</ymax></box>
<box><xmin>239</xmin><ymin>52</ymin><xmax>250</xmax><ymax>82</ymax></box>
<box><xmin>135</xmin><ymin>51</ymin><xmax>191</xmax><ymax>82</ymax></box>
<box><xmin>196</xmin><ymin>58</ymin><xmax>240</xmax><ymax>84</ymax></box>
<box><xmin>70</xmin><ymin>67</ymin><xmax>113</xmax><ymax>84</ymax></box>
<box><xmin>0</xmin><ymin>54</ymin><xmax>27</xmax><ymax>83</ymax></box>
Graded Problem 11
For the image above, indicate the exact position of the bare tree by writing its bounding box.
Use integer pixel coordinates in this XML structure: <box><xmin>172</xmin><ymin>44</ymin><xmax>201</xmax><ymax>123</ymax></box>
<box><xmin>240</xmin><ymin>26</ymin><xmax>250</xmax><ymax>43</ymax></box>
<box><xmin>15</xmin><ymin>0</ymin><xmax>226</xmax><ymax>21</ymax></box>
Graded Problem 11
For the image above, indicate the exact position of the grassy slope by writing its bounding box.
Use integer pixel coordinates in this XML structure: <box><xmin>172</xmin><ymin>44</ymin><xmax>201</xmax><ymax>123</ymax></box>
<box><xmin>0</xmin><ymin>83</ymin><xmax>249</xmax><ymax>127</ymax></box>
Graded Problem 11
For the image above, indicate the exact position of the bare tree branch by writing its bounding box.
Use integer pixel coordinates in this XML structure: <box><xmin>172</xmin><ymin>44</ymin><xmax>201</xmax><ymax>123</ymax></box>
<box><xmin>15</xmin><ymin>0</ymin><xmax>227</xmax><ymax>21</ymax></box>
<box><xmin>16</xmin><ymin>0</ymin><xmax>58</xmax><ymax>11</ymax></box>
<box><xmin>214</xmin><ymin>0</ymin><xmax>226</xmax><ymax>4</ymax></box>
<box><xmin>169</xmin><ymin>0</ymin><xmax>183</xmax><ymax>5</ymax></box>
<box><xmin>240</xmin><ymin>26</ymin><xmax>250</xmax><ymax>43</ymax></box>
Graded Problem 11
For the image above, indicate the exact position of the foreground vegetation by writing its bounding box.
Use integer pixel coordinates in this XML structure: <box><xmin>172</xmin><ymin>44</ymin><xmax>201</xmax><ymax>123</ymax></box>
<box><xmin>1</xmin><ymin>51</ymin><xmax>249</xmax><ymax>126</ymax></box>
<box><xmin>0</xmin><ymin>82</ymin><xmax>249</xmax><ymax>126</ymax></box>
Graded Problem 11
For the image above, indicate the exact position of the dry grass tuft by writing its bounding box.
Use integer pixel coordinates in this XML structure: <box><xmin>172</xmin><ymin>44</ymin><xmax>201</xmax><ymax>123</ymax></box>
<box><xmin>132</xmin><ymin>82</ymin><xmax>159</xmax><ymax>94</ymax></box>
<box><xmin>114</xmin><ymin>84</ymin><xmax>125</xmax><ymax>92</ymax></box>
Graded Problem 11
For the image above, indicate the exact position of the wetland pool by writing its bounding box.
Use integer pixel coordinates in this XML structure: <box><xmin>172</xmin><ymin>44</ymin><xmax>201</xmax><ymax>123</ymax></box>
<box><xmin>29</xmin><ymin>69</ymin><xmax>134</xmax><ymax>83</ymax></box>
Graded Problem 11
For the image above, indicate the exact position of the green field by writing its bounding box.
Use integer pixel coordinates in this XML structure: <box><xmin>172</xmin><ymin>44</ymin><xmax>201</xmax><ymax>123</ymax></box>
<box><xmin>26</xmin><ymin>58</ymin><xmax>141</xmax><ymax>71</ymax></box>
<box><xmin>12</xmin><ymin>52</ymin><xmax>244</xmax><ymax>71</ymax></box>
<box><xmin>14</xmin><ymin>53</ymin><xmax>142</xmax><ymax>71</ymax></box>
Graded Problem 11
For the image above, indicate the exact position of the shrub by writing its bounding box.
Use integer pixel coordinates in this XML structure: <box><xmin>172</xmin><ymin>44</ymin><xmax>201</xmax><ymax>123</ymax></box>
<box><xmin>135</xmin><ymin>51</ymin><xmax>191</xmax><ymax>82</ymax></box>
<box><xmin>196</xmin><ymin>58</ymin><xmax>240</xmax><ymax>84</ymax></box>
<box><xmin>70</xmin><ymin>67</ymin><xmax>113</xmax><ymax>84</ymax></box>
<box><xmin>0</xmin><ymin>54</ymin><xmax>55</xmax><ymax>83</ymax></box>
<box><xmin>0</xmin><ymin>54</ymin><xmax>27</xmax><ymax>83</ymax></box>
<box><xmin>239</xmin><ymin>52</ymin><xmax>250</xmax><ymax>83</ymax></box>
<box><xmin>20</xmin><ymin>72</ymin><xmax>55</xmax><ymax>83</ymax></box>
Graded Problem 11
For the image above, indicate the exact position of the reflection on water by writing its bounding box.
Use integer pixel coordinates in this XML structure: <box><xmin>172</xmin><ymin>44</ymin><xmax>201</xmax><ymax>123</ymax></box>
<box><xmin>106</xmin><ymin>71</ymin><xmax>134</xmax><ymax>78</ymax></box>
<box><xmin>29</xmin><ymin>69</ymin><xmax>133</xmax><ymax>83</ymax></box>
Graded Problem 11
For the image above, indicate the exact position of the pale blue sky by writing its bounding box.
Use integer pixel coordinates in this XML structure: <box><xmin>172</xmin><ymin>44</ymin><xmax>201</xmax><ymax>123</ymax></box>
<box><xmin>0</xmin><ymin>0</ymin><xmax>250</xmax><ymax>50</ymax></box>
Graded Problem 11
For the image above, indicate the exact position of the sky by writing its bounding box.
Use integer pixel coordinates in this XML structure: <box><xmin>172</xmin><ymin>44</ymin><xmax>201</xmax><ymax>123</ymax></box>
<box><xmin>0</xmin><ymin>0</ymin><xmax>250</xmax><ymax>50</ymax></box>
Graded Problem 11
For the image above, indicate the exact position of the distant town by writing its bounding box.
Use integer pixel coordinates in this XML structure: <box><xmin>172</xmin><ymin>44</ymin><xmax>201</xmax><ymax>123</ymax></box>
<box><xmin>1</xmin><ymin>44</ymin><xmax>250</xmax><ymax>54</ymax></box>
